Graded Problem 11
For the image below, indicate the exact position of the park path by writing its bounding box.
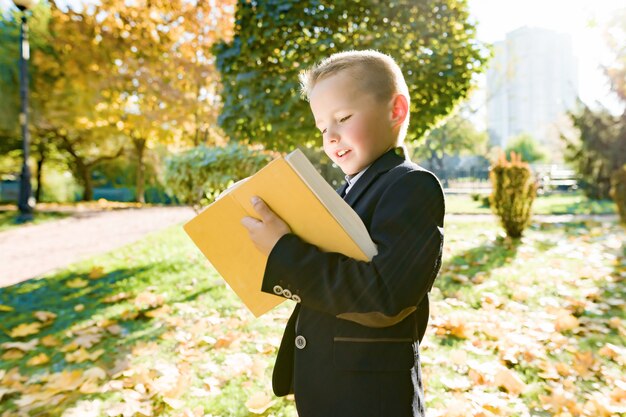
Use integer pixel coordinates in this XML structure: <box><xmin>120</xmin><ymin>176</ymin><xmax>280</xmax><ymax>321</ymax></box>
<box><xmin>0</xmin><ymin>206</ymin><xmax>195</xmax><ymax>288</ymax></box>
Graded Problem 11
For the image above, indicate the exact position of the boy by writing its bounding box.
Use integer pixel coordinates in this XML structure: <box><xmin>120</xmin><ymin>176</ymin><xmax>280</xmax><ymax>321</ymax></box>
<box><xmin>241</xmin><ymin>50</ymin><xmax>445</xmax><ymax>417</ymax></box>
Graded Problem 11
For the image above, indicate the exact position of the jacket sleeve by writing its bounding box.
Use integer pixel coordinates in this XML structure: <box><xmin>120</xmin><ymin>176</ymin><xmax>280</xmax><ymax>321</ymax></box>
<box><xmin>261</xmin><ymin>169</ymin><xmax>445</xmax><ymax>328</ymax></box>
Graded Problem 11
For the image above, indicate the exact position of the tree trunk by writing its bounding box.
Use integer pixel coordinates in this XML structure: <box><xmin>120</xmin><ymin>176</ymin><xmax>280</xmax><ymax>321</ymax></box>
<box><xmin>134</xmin><ymin>138</ymin><xmax>146</xmax><ymax>203</ymax></box>
<box><xmin>34</xmin><ymin>146</ymin><xmax>45</xmax><ymax>203</ymax></box>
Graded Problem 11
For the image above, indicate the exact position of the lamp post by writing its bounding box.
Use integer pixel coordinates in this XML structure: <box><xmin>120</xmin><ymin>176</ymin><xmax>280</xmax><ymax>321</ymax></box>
<box><xmin>13</xmin><ymin>0</ymin><xmax>36</xmax><ymax>221</ymax></box>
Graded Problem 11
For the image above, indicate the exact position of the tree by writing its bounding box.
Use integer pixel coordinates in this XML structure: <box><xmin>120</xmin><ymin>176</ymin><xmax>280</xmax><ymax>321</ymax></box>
<box><xmin>0</xmin><ymin>4</ymin><xmax>58</xmax><ymax>199</ymax></box>
<box><xmin>563</xmin><ymin>104</ymin><xmax>625</xmax><ymax>199</ymax></box>
<box><xmin>409</xmin><ymin>111</ymin><xmax>488</xmax><ymax>179</ymax></box>
<box><xmin>214</xmin><ymin>0</ymin><xmax>490</xmax><ymax>152</ymax></box>
<box><xmin>505</xmin><ymin>133</ymin><xmax>548</xmax><ymax>164</ymax></box>
<box><xmin>563</xmin><ymin>11</ymin><xmax>626</xmax><ymax>200</ymax></box>
<box><xmin>87</xmin><ymin>0</ymin><xmax>236</xmax><ymax>202</ymax></box>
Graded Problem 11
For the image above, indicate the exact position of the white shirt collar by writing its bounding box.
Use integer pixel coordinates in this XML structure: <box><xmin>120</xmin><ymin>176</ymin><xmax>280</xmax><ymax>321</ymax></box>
<box><xmin>344</xmin><ymin>166</ymin><xmax>370</xmax><ymax>195</ymax></box>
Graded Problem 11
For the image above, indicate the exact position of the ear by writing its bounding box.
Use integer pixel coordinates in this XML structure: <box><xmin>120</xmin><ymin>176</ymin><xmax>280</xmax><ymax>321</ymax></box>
<box><xmin>389</xmin><ymin>94</ymin><xmax>409</xmax><ymax>129</ymax></box>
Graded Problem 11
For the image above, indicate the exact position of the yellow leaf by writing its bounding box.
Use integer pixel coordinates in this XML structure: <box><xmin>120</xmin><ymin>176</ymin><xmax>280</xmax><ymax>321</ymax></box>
<box><xmin>74</xmin><ymin>333</ymin><xmax>102</xmax><ymax>349</ymax></box>
<box><xmin>555</xmin><ymin>311</ymin><xmax>579</xmax><ymax>332</ymax></box>
<box><xmin>41</xmin><ymin>335</ymin><xmax>61</xmax><ymax>347</ymax></box>
<box><xmin>134</xmin><ymin>291</ymin><xmax>165</xmax><ymax>309</ymax></box>
<box><xmin>27</xmin><ymin>353</ymin><xmax>50</xmax><ymax>366</ymax></box>
<box><xmin>75</xmin><ymin>304</ymin><xmax>85</xmax><ymax>312</ymax></box>
<box><xmin>33</xmin><ymin>311</ymin><xmax>57</xmax><ymax>323</ymax></box>
<box><xmin>102</xmin><ymin>292</ymin><xmax>130</xmax><ymax>303</ymax></box>
<box><xmin>494</xmin><ymin>368</ymin><xmax>526</xmax><ymax>395</ymax></box>
<box><xmin>245</xmin><ymin>391</ymin><xmax>275</xmax><ymax>414</ymax></box>
<box><xmin>2</xmin><ymin>338</ymin><xmax>39</xmax><ymax>352</ymax></box>
<box><xmin>88</xmin><ymin>266</ymin><xmax>104</xmax><ymax>279</ymax></box>
<box><xmin>9</xmin><ymin>322</ymin><xmax>42</xmax><ymax>338</ymax></box>
<box><xmin>2</xmin><ymin>349</ymin><xmax>24</xmax><ymax>360</ymax></box>
<box><xmin>83</xmin><ymin>366</ymin><xmax>107</xmax><ymax>380</ymax></box>
<box><xmin>65</xmin><ymin>348</ymin><xmax>104</xmax><ymax>363</ymax></box>
<box><xmin>0</xmin><ymin>304</ymin><xmax>15</xmax><ymax>312</ymax></box>
<box><xmin>67</xmin><ymin>278</ymin><xmax>89</xmax><ymax>288</ymax></box>
<box><xmin>144</xmin><ymin>305</ymin><xmax>171</xmax><ymax>318</ymax></box>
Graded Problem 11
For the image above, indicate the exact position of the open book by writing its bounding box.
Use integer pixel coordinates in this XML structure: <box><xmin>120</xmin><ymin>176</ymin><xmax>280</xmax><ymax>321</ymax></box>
<box><xmin>183</xmin><ymin>148</ymin><xmax>377</xmax><ymax>317</ymax></box>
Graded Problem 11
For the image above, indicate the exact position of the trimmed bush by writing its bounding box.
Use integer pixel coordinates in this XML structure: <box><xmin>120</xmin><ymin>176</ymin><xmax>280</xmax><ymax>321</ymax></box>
<box><xmin>163</xmin><ymin>142</ymin><xmax>273</xmax><ymax>212</ymax></box>
<box><xmin>489</xmin><ymin>151</ymin><xmax>537</xmax><ymax>238</ymax></box>
<box><xmin>610</xmin><ymin>165</ymin><xmax>626</xmax><ymax>225</ymax></box>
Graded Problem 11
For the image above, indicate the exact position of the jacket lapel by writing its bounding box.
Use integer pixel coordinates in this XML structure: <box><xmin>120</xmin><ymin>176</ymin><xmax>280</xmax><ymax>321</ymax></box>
<box><xmin>342</xmin><ymin>146</ymin><xmax>408</xmax><ymax>207</ymax></box>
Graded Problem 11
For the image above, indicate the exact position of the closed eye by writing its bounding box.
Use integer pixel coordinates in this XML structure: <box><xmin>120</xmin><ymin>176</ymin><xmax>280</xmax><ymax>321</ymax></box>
<box><xmin>340</xmin><ymin>115</ymin><xmax>352</xmax><ymax>123</ymax></box>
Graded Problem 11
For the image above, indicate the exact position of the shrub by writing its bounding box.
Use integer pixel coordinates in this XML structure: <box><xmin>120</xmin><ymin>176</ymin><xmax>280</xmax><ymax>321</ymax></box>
<box><xmin>163</xmin><ymin>142</ymin><xmax>273</xmax><ymax>212</ymax></box>
<box><xmin>489</xmin><ymin>151</ymin><xmax>537</xmax><ymax>238</ymax></box>
<box><xmin>610</xmin><ymin>165</ymin><xmax>626</xmax><ymax>225</ymax></box>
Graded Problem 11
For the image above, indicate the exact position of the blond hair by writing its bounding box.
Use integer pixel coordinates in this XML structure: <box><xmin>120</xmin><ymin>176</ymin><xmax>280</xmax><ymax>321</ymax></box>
<box><xmin>299</xmin><ymin>50</ymin><xmax>410</xmax><ymax>143</ymax></box>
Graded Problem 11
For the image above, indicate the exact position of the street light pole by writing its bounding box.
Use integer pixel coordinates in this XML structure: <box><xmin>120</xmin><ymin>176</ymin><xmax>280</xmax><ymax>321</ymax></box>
<box><xmin>13</xmin><ymin>0</ymin><xmax>35</xmax><ymax>221</ymax></box>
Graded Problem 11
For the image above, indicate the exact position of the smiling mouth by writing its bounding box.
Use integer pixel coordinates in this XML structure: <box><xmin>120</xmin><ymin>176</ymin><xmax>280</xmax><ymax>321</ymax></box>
<box><xmin>337</xmin><ymin>149</ymin><xmax>351</xmax><ymax>158</ymax></box>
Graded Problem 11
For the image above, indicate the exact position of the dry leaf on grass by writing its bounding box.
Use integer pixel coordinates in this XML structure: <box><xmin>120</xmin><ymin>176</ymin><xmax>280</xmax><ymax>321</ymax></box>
<box><xmin>494</xmin><ymin>368</ymin><xmax>526</xmax><ymax>395</ymax></box>
<box><xmin>555</xmin><ymin>311</ymin><xmax>579</xmax><ymax>332</ymax></box>
<box><xmin>245</xmin><ymin>391</ymin><xmax>275</xmax><ymax>414</ymax></box>
<box><xmin>9</xmin><ymin>322</ymin><xmax>42</xmax><ymax>338</ymax></box>
<box><xmin>2</xmin><ymin>338</ymin><xmax>39</xmax><ymax>352</ymax></box>
<box><xmin>33</xmin><ymin>311</ymin><xmax>57</xmax><ymax>323</ymax></box>
<box><xmin>66</xmin><ymin>278</ymin><xmax>89</xmax><ymax>288</ymax></box>
<box><xmin>2</xmin><ymin>349</ymin><xmax>25</xmax><ymax>360</ymax></box>
<box><xmin>26</xmin><ymin>353</ymin><xmax>50</xmax><ymax>366</ymax></box>
<box><xmin>89</xmin><ymin>266</ymin><xmax>105</xmax><ymax>279</ymax></box>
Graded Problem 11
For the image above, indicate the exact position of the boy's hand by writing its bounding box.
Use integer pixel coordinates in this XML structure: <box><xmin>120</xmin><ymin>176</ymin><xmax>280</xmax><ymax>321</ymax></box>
<box><xmin>241</xmin><ymin>196</ymin><xmax>291</xmax><ymax>256</ymax></box>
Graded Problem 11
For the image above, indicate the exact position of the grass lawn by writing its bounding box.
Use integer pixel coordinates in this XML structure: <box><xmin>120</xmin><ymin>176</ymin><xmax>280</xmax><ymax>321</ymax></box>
<box><xmin>0</xmin><ymin>218</ymin><xmax>624</xmax><ymax>416</ymax></box>
<box><xmin>445</xmin><ymin>191</ymin><xmax>617</xmax><ymax>216</ymax></box>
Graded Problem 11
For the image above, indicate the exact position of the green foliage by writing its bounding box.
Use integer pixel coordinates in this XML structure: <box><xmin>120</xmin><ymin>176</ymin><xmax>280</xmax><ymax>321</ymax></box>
<box><xmin>505</xmin><ymin>133</ymin><xmax>547</xmax><ymax>164</ymax></box>
<box><xmin>563</xmin><ymin>103</ymin><xmax>626</xmax><ymax>200</ymax></box>
<box><xmin>163</xmin><ymin>142</ymin><xmax>273</xmax><ymax>211</ymax></box>
<box><xmin>410</xmin><ymin>111</ymin><xmax>488</xmax><ymax>172</ymax></box>
<box><xmin>214</xmin><ymin>0</ymin><xmax>490</xmax><ymax>151</ymax></box>
<box><xmin>610</xmin><ymin>165</ymin><xmax>626</xmax><ymax>225</ymax></box>
<box><xmin>489</xmin><ymin>152</ymin><xmax>537</xmax><ymax>238</ymax></box>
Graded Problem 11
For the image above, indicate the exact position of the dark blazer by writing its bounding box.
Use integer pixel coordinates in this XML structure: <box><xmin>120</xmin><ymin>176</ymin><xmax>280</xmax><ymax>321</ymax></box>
<box><xmin>261</xmin><ymin>146</ymin><xmax>445</xmax><ymax>417</ymax></box>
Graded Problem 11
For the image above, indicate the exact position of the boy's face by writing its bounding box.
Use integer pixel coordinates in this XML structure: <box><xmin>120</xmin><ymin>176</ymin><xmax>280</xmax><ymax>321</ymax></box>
<box><xmin>309</xmin><ymin>71</ymin><xmax>397</xmax><ymax>176</ymax></box>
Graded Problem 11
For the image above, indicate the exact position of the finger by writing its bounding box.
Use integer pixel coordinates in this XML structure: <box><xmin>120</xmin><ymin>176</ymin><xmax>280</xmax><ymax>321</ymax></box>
<box><xmin>251</xmin><ymin>196</ymin><xmax>275</xmax><ymax>221</ymax></box>
<box><xmin>240</xmin><ymin>216</ymin><xmax>261</xmax><ymax>230</ymax></box>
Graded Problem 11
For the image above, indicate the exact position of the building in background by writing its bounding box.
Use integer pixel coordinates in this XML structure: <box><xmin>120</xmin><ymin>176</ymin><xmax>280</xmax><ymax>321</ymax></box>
<box><xmin>486</xmin><ymin>26</ymin><xmax>578</xmax><ymax>160</ymax></box>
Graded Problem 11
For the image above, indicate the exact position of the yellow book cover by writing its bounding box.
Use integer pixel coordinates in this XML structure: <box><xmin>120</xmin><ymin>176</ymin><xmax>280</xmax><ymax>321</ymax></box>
<box><xmin>183</xmin><ymin>149</ymin><xmax>377</xmax><ymax>317</ymax></box>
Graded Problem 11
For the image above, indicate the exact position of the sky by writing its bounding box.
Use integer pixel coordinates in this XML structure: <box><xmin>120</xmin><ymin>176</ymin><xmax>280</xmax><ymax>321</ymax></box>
<box><xmin>2</xmin><ymin>0</ymin><xmax>623</xmax><ymax>114</ymax></box>
<box><xmin>467</xmin><ymin>0</ymin><xmax>624</xmax><ymax>115</ymax></box>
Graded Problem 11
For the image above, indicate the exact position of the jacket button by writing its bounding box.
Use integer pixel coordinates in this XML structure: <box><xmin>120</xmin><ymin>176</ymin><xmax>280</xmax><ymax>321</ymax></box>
<box><xmin>295</xmin><ymin>335</ymin><xmax>306</xmax><ymax>349</ymax></box>
<box><xmin>291</xmin><ymin>294</ymin><xmax>301</xmax><ymax>303</ymax></box>
<box><xmin>273</xmin><ymin>285</ymin><xmax>283</xmax><ymax>295</ymax></box>
<box><xmin>282</xmin><ymin>289</ymin><xmax>292</xmax><ymax>299</ymax></box>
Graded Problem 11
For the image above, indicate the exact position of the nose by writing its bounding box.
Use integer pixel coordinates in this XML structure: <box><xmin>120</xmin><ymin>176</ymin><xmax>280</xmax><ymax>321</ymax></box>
<box><xmin>326</xmin><ymin>127</ymin><xmax>340</xmax><ymax>143</ymax></box>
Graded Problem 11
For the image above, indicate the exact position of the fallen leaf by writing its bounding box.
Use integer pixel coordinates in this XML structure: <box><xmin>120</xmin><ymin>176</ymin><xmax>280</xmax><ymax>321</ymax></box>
<box><xmin>41</xmin><ymin>335</ymin><xmax>61</xmax><ymax>347</ymax></box>
<box><xmin>66</xmin><ymin>278</ymin><xmax>89</xmax><ymax>288</ymax></box>
<box><xmin>66</xmin><ymin>348</ymin><xmax>105</xmax><ymax>363</ymax></box>
<box><xmin>555</xmin><ymin>311</ymin><xmax>579</xmax><ymax>332</ymax></box>
<box><xmin>494</xmin><ymin>368</ymin><xmax>526</xmax><ymax>395</ymax></box>
<box><xmin>33</xmin><ymin>311</ymin><xmax>57</xmax><ymax>323</ymax></box>
<box><xmin>26</xmin><ymin>353</ymin><xmax>50</xmax><ymax>366</ymax></box>
<box><xmin>245</xmin><ymin>391</ymin><xmax>275</xmax><ymax>414</ymax></box>
<box><xmin>134</xmin><ymin>291</ymin><xmax>165</xmax><ymax>309</ymax></box>
<box><xmin>89</xmin><ymin>266</ymin><xmax>105</xmax><ymax>279</ymax></box>
<box><xmin>0</xmin><ymin>304</ymin><xmax>15</xmax><ymax>312</ymax></box>
<box><xmin>2</xmin><ymin>349</ymin><xmax>24</xmax><ymax>360</ymax></box>
<box><xmin>9</xmin><ymin>322</ymin><xmax>42</xmax><ymax>338</ymax></box>
<box><xmin>2</xmin><ymin>338</ymin><xmax>39</xmax><ymax>352</ymax></box>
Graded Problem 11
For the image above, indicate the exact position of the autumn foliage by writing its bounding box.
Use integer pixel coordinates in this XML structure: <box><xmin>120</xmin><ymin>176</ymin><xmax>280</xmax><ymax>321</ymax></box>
<box><xmin>489</xmin><ymin>151</ymin><xmax>537</xmax><ymax>238</ymax></box>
